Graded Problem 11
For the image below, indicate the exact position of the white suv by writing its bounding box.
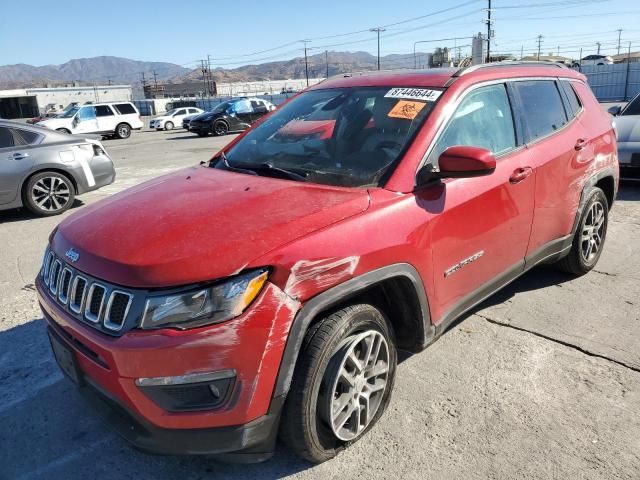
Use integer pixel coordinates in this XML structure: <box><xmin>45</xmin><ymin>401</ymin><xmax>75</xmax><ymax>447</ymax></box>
<box><xmin>149</xmin><ymin>107</ymin><xmax>203</xmax><ymax>131</ymax></box>
<box><xmin>36</xmin><ymin>102</ymin><xmax>143</xmax><ymax>139</ymax></box>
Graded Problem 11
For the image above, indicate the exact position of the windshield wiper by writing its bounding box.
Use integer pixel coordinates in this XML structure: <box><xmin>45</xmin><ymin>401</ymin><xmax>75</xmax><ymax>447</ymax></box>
<box><xmin>254</xmin><ymin>162</ymin><xmax>307</xmax><ymax>182</ymax></box>
<box><xmin>214</xmin><ymin>151</ymin><xmax>258</xmax><ymax>176</ymax></box>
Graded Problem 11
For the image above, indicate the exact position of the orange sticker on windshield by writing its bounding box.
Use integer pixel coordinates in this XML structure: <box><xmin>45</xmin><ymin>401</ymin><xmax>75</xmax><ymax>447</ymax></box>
<box><xmin>388</xmin><ymin>100</ymin><xmax>426</xmax><ymax>120</ymax></box>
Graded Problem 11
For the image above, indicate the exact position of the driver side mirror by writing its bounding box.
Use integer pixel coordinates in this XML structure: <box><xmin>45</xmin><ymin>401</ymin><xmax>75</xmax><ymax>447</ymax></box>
<box><xmin>607</xmin><ymin>105</ymin><xmax>622</xmax><ymax>116</ymax></box>
<box><xmin>417</xmin><ymin>145</ymin><xmax>496</xmax><ymax>184</ymax></box>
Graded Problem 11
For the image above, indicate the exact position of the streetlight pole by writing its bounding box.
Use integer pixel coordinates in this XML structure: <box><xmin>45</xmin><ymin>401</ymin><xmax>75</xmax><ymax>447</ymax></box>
<box><xmin>370</xmin><ymin>27</ymin><xmax>386</xmax><ymax>70</ymax></box>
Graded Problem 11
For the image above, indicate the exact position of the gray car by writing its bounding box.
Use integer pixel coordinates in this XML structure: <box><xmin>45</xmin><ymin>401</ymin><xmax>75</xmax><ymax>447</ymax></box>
<box><xmin>609</xmin><ymin>93</ymin><xmax>640</xmax><ymax>179</ymax></box>
<box><xmin>0</xmin><ymin>120</ymin><xmax>115</xmax><ymax>216</ymax></box>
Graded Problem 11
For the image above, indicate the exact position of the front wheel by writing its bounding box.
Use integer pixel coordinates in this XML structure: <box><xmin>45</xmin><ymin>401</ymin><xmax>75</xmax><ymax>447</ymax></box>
<box><xmin>164</xmin><ymin>121</ymin><xmax>174</xmax><ymax>131</ymax></box>
<box><xmin>556</xmin><ymin>187</ymin><xmax>608</xmax><ymax>275</ymax></box>
<box><xmin>280</xmin><ymin>304</ymin><xmax>397</xmax><ymax>463</ymax></box>
<box><xmin>212</xmin><ymin>121</ymin><xmax>229</xmax><ymax>136</ymax></box>
<box><xmin>114</xmin><ymin>123</ymin><xmax>131</xmax><ymax>139</ymax></box>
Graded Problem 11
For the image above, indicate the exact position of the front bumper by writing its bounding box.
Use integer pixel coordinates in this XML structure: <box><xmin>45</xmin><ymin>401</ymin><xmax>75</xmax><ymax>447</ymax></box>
<box><xmin>37</xmin><ymin>277</ymin><xmax>299</xmax><ymax>458</ymax></box>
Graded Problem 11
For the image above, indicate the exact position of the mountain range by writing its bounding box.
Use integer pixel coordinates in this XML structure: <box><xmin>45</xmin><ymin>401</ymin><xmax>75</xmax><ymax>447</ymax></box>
<box><xmin>0</xmin><ymin>52</ymin><xmax>424</xmax><ymax>89</ymax></box>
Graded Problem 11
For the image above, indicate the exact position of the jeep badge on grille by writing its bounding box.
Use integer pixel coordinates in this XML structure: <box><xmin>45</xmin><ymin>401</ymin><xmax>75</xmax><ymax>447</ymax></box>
<box><xmin>65</xmin><ymin>248</ymin><xmax>80</xmax><ymax>263</ymax></box>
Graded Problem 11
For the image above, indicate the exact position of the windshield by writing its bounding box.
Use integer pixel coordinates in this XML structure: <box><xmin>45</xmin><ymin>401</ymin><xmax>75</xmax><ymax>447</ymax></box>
<box><xmin>210</xmin><ymin>102</ymin><xmax>231</xmax><ymax>114</ymax></box>
<box><xmin>59</xmin><ymin>107</ymin><xmax>79</xmax><ymax>118</ymax></box>
<box><xmin>215</xmin><ymin>87</ymin><xmax>440</xmax><ymax>187</ymax></box>
<box><xmin>164</xmin><ymin>109</ymin><xmax>178</xmax><ymax>117</ymax></box>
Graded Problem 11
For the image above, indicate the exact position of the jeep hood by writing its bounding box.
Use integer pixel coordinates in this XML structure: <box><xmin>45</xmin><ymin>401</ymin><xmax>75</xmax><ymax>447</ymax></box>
<box><xmin>51</xmin><ymin>167</ymin><xmax>370</xmax><ymax>288</ymax></box>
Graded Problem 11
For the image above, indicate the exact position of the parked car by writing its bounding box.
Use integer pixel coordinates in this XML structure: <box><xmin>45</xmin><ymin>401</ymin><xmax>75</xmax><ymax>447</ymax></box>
<box><xmin>572</xmin><ymin>54</ymin><xmax>613</xmax><ymax>67</ymax></box>
<box><xmin>609</xmin><ymin>92</ymin><xmax>640</xmax><ymax>178</ymax></box>
<box><xmin>189</xmin><ymin>98</ymin><xmax>276</xmax><ymax>136</ymax></box>
<box><xmin>0</xmin><ymin>120</ymin><xmax>115</xmax><ymax>216</ymax></box>
<box><xmin>149</xmin><ymin>107</ymin><xmax>203</xmax><ymax>131</ymax></box>
<box><xmin>36</xmin><ymin>102</ymin><xmax>143</xmax><ymax>139</ymax></box>
<box><xmin>37</xmin><ymin>63</ymin><xmax>618</xmax><ymax>464</ymax></box>
<box><xmin>181</xmin><ymin>113</ymin><xmax>200</xmax><ymax>130</ymax></box>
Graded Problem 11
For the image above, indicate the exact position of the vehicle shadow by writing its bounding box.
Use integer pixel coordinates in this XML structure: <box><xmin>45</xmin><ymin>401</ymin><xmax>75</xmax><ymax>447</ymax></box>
<box><xmin>0</xmin><ymin>199</ymin><xmax>86</xmax><ymax>224</ymax></box>
<box><xmin>166</xmin><ymin>135</ymin><xmax>211</xmax><ymax>140</ymax></box>
<box><xmin>0</xmin><ymin>319</ymin><xmax>312</xmax><ymax>480</ymax></box>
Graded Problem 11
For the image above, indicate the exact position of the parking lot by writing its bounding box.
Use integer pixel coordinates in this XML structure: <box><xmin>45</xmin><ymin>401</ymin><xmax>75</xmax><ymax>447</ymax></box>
<box><xmin>1</xmin><ymin>128</ymin><xmax>639</xmax><ymax>479</ymax></box>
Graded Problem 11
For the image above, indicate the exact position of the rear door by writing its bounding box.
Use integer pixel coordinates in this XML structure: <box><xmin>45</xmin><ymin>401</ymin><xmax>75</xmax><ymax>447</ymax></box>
<box><xmin>95</xmin><ymin>105</ymin><xmax>116</xmax><ymax>132</ymax></box>
<box><xmin>232</xmin><ymin>100</ymin><xmax>253</xmax><ymax>129</ymax></box>
<box><xmin>0</xmin><ymin>126</ymin><xmax>39</xmax><ymax>205</ymax></box>
<box><xmin>423</xmin><ymin>83</ymin><xmax>536</xmax><ymax>324</ymax></box>
<box><xmin>510</xmin><ymin>79</ymin><xmax>587</xmax><ymax>258</ymax></box>
<box><xmin>250</xmin><ymin>100</ymin><xmax>269</xmax><ymax>123</ymax></box>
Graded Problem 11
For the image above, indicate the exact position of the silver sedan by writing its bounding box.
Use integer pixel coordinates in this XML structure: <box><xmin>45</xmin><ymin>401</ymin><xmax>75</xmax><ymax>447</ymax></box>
<box><xmin>609</xmin><ymin>93</ymin><xmax>640</xmax><ymax>180</ymax></box>
<box><xmin>0</xmin><ymin>120</ymin><xmax>115</xmax><ymax>216</ymax></box>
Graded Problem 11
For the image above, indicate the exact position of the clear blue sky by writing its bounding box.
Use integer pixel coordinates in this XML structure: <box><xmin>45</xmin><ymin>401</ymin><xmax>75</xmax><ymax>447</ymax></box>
<box><xmin>1</xmin><ymin>0</ymin><xmax>639</xmax><ymax>69</ymax></box>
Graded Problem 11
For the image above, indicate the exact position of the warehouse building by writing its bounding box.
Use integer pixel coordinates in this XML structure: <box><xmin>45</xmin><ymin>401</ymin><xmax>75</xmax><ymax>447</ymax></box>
<box><xmin>0</xmin><ymin>84</ymin><xmax>132</xmax><ymax>119</ymax></box>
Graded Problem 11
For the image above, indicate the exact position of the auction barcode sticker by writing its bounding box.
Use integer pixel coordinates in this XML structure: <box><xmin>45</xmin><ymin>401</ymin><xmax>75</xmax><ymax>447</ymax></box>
<box><xmin>384</xmin><ymin>88</ymin><xmax>442</xmax><ymax>102</ymax></box>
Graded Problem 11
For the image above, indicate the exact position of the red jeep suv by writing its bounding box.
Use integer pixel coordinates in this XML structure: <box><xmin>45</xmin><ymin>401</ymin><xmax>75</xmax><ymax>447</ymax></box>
<box><xmin>37</xmin><ymin>62</ymin><xmax>618</xmax><ymax>463</ymax></box>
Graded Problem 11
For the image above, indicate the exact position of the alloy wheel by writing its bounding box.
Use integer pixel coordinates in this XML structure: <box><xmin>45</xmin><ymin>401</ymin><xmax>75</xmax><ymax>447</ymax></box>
<box><xmin>31</xmin><ymin>176</ymin><xmax>71</xmax><ymax>212</ymax></box>
<box><xmin>321</xmin><ymin>330</ymin><xmax>390</xmax><ymax>441</ymax></box>
<box><xmin>580</xmin><ymin>200</ymin><xmax>605</xmax><ymax>264</ymax></box>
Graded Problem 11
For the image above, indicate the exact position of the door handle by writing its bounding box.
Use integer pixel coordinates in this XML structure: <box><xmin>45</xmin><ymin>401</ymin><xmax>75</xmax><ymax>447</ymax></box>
<box><xmin>574</xmin><ymin>138</ymin><xmax>587</xmax><ymax>151</ymax></box>
<box><xmin>11</xmin><ymin>152</ymin><xmax>29</xmax><ymax>160</ymax></box>
<box><xmin>509</xmin><ymin>167</ymin><xmax>533</xmax><ymax>184</ymax></box>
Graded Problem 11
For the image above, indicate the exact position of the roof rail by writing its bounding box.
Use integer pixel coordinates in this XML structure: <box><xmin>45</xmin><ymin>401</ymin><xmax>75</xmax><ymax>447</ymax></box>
<box><xmin>453</xmin><ymin>60</ymin><xmax>570</xmax><ymax>77</ymax></box>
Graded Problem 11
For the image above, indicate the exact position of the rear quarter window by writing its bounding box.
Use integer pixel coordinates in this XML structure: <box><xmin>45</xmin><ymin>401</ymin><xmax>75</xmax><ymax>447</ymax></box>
<box><xmin>513</xmin><ymin>80</ymin><xmax>568</xmax><ymax>142</ymax></box>
<box><xmin>559</xmin><ymin>81</ymin><xmax>582</xmax><ymax>118</ymax></box>
<box><xmin>114</xmin><ymin>103</ymin><xmax>136</xmax><ymax>115</ymax></box>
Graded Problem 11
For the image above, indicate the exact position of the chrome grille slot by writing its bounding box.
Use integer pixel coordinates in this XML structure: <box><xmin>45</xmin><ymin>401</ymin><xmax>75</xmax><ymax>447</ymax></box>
<box><xmin>104</xmin><ymin>291</ymin><xmax>133</xmax><ymax>331</ymax></box>
<box><xmin>69</xmin><ymin>276</ymin><xmax>87</xmax><ymax>313</ymax></box>
<box><xmin>42</xmin><ymin>251</ymin><xmax>54</xmax><ymax>282</ymax></box>
<box><xmin>58</xmin><ymin>268</ymin><xmax>73</xmax><ymax>304</ymax></box>
<box><xmin>49</xmin><ymin>260</ymin><xmax>62</xmax><ymax>295</ymax></box>
<box><xmin>85</xmin><ymin>284</ymin><xmax>107</xmax><ymax>323</ymax></box>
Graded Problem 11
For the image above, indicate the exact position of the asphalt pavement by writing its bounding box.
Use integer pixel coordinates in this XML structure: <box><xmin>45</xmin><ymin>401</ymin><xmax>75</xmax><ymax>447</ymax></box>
<box><xmin>1</xmin><ymin>128</ymin><xmax>639</xmax><ymax>479</ymax></box>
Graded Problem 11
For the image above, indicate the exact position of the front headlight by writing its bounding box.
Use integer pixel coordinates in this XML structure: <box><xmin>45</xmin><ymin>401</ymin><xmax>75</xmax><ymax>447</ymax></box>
<box><xmin>140</xmin><ymin>269</ymin><xmax>268</xmax><ymax>330</ymax></box>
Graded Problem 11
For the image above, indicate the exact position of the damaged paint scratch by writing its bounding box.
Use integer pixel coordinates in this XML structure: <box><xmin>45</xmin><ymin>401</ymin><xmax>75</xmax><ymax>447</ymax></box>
<box><xmin>285</xmin><ymin>256</ymin><xmax>359</xmax><ymax>299</ymax></box>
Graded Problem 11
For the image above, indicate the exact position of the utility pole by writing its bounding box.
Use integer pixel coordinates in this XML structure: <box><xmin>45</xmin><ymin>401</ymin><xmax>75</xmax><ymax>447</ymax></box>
<box><xmin>520</xmin><ymin>45</ymin><xmax>524</xmax><ymax>60</ymax></box>
<box><xmin>370</xmin><ymin>27</ymin><xmax>386</xmax><ymax>70</ymax></box>
<box><xmin>301</xmin><ymin>40</ymin><xmax>311</xmax><ymax>87</ymax></box>
<box><xmin>325</xmin><ymin>50</ymin><xmax>329</xmax><ymax>78</ymax></box>
<box><xmin>200</xmin><ymin>60</ymin><xmax>207</xmax><ymax>98</ymax></box>
<box><xmin>152</xmin><ymin>70</ymin><xmax>159</xmax><ymax>98</ymax></box>
<box><xmin>557</xmin><ymin>46</ymin><xmax>560</xmax><ymax>56</ymax></box>
<box><xmin>485</xmin><ymin>0</ymin><xmax>492</xmax><ymax>63</ymax></box>
<box><xmin>207</xmin><ymin>54</ymin><xmax>213</xmax><ymax>97</ymax></box>
<box><xmin>617</xmin><ymin>29</ymin><xmax>623</xmax><ymax>55</ymax></box>
<box><xmin>596</xmin><ymin>42</ymin><xmax>601</xmax><ymax>55</ymax></box>
<box><xmin>537</xmin><ymin>35</ymin><xmax>544</xmax><ymax>61</ymax></box>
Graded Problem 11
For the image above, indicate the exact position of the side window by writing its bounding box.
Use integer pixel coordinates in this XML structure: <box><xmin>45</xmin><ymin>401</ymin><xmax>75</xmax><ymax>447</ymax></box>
<box><xmin>513</xmin><ymin>80</ymin><xmax>568</xmax><ymax>142</ymax></box>
<box><xmin>233</xmin><ymin>100</ymin><xmax>252</xmax><ymax>114</ymax></box>
<box><xmin>78</xmin><ymin>106</ymin><xmax>96</xmax><ymax>121</ymax></box>
<box><xmin>428</xmin><ymin>84</ymin><xmax>516</xmax><ymax>164</ymax></box>
<box><xmin>622</xmin><ymin>95</ymin><xmax>640</xmax><ymax>116</ymax></box>
<box><xmin>95</xmin><ymin>105</ymin><xmax>114</xmax><ymax>117</ymax></box>
<box><xmin>559</xmin><ymin>81</ymin><xmax>582</xmax><ymax>118</ymax></box>
<box><xmin>188</xmin><ymin>108</ymin><xmax>198</xmax><ymax>114</ymax></box>
<box><xmin>114</xmin><ymin>103</ymin><xmax>136</xmax><ymax>115</ymax></box>
<box><xmin>175</xmin><ymin>109</ymin><xmax>186</xmax><ymax>116</ymax></box>
<box><xmin>0</xmin><ymin>127</ymin><xmax>41</xmax><ymax>148</ymax></box>
<box><xmin>251</xmin><ymin>100</ymin><xmax>268</xmax><ymax>114</ymax></box>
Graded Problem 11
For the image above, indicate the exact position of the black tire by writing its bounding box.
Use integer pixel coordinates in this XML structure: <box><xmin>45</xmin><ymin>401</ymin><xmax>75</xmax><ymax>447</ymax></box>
<box><xmin>197</xmin><ymin>131</ymin><xmax>208</xmax><ymax>137</ymax></box>
<box><xmin>279</xmin><ymin>304</ymin><xmax>397</xmax><ymax>463</ymax></box>
<box><xmin>164</xmin><ymin>121</ymin><xmax>174</xmax><ymax>131</ymax></box>
<box><xmin>23</xmin><ymin>171</ymin><xmax>75</xmax><ymax>217</ymax></box>
<box><xmin>212</xmin><ymin>121</ymin><xmax>229</xmax><ymax>136</ymax></box>
<box><xmin>556</xmin><ymin>187</ymin><xmax>608</xmax><ymax>275</ymax></box>
<box><xmin>114</xmin><ymin>123</ymin><xmax>131</xmax><ymax>139</ymax></box>
<box><xmin>55</xmin><ymin>128</ymin><xmax>71</xmax><ymax>134</ymax></box>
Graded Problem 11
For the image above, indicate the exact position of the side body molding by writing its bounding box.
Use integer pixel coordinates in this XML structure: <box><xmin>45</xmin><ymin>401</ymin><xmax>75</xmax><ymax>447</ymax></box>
<box><xmin>272</xmin><ymin>263</ymin><xmax>432</xmax><ymax>398</ymax></box>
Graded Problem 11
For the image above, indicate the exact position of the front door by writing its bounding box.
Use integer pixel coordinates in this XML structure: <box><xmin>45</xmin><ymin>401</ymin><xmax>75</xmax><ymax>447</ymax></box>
<box><xmin>420</xmin><ymin>83</ymin><xmax>536</xmax><ymax>324</ymax></box>
<box><xmin>0</xmin><ymin>126</ymin><xmax>38</xmax><ymax>205</ymax></box>
<box><xmin>73</xmin><ymin>106</ymin><xmax>98</xmax><ymax>134</ymax></box>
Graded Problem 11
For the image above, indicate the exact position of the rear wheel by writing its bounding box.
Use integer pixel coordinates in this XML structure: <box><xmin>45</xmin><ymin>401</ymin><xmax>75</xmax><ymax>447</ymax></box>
<box><xmin>23</xmin><ymin>171</ymin><xmax>75</xmax><ymax>216</ymax></box>
<box><xmin>556</xmin><ymin>187</ymin><xmax>608</xmax><ymax>275</ymax></box>
<box><xmin>114</xmin><ymin>123</ymin><xmax>131</xmax><ymax>139</ymax></box>
<box><xmin>280</xmin><ymin>304</ymin><xmax>396</xmax><ymax>463</ymax></box>
<box><xmin>213</xmin><ymin>121</ymin><xmax>229</xmax><ymax>136</ymax></box>
<box><xmin>164</xmin><ymin>121</ymin><xmax>174</xmax><ymax>131</ymax></box>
